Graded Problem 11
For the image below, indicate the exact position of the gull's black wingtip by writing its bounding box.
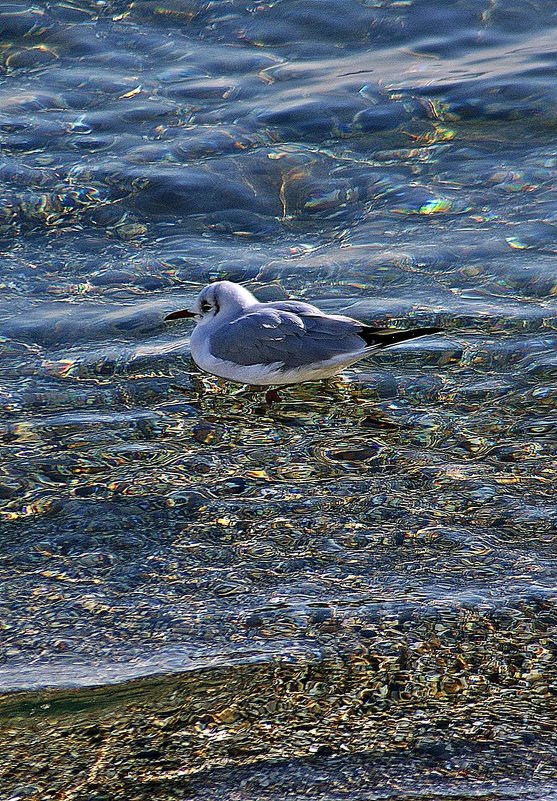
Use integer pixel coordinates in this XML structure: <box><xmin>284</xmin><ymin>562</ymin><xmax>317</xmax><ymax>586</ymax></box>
<box><xmin>360</xmin><ymin>325</ymin><xmax>442</xmax><ymax>349</ymax></box>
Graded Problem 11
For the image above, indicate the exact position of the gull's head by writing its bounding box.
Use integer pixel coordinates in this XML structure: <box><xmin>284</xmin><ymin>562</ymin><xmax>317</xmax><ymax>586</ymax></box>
<box><xmin>165</xmin><ymin>281</ymin><xmax>257</xmax><ymax>326</ymax></box>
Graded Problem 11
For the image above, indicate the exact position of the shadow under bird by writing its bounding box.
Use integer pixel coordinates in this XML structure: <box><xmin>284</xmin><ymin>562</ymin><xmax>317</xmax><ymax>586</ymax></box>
<box><xmin>165</xmin><ymin>281</ymin><xmax>441</xmax><ymax>402</ymax></box>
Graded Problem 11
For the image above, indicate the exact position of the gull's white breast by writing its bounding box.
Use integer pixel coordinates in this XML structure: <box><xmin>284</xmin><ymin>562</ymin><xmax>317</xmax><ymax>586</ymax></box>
<box><xmin>190</xmin><ymin>324</ymin><xmax>369</xmax><ymax>385</ymax></box>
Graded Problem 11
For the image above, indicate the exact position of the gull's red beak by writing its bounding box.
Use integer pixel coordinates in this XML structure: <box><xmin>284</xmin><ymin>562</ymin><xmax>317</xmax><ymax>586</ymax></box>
<box><xmin>165</xmin><ymin>308</ymin><xmax>196</xmax><ymax>321</ymax></box>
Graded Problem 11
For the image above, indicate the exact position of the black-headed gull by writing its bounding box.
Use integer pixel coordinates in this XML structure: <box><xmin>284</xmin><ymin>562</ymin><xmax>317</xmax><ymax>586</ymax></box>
<box><xmin>165</xmin><ymin>281</ymin><xmax>440</xmax><ymax>401</ymax></box>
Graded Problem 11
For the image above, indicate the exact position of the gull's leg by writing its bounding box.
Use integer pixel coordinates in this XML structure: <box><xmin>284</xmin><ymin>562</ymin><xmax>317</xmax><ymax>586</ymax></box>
<box><xmin>265</xmin><ymin>388</ymin><xmax>281</xmax><ymax>405</ymax></box>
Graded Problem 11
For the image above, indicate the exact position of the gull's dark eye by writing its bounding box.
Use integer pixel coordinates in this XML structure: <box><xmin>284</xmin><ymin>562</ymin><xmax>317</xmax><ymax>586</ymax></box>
<box><xmin>200</xmin><ymin>301</ymin><xmax>211</xmax><ymax>313</ymax></box>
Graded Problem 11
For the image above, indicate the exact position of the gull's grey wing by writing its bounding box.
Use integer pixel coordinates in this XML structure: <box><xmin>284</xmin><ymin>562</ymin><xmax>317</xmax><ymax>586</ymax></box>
<box><xmin>262</xmin><ymin>300</ymin><xmax>326</xmax><ymax>316</ymax></box>
<box><xmin>267</xmin><ymin>300</ymin><xmax>366</xmax><ymax>332</ymax></box>
<box><xmin>209</xmin><ymin>307</ymin><xmax>366</xmax><ymax>369</ymax></box>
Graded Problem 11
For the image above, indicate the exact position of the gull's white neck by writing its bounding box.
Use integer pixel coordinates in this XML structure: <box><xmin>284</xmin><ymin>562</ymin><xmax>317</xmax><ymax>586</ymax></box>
<box><xmin>190</xmin><ymin>284</ymin><xmax>258</xmax><ymax>365</ymax></box>
<box><xmin>219</xmin><ymin>283</ymin><xmax>258</xmax><ymax>315</ymax></box>
<box><xmin>204</xmin><ymin>284</ymin><xmax>257</xmax><ymax>326</ymax></box>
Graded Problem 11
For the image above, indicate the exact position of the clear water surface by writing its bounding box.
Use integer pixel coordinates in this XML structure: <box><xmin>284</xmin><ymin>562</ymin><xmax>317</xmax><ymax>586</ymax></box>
<box><xmin>0</xmin><ymin>1</ymin><xmax>556</xmax><ymax>798</ymax></box>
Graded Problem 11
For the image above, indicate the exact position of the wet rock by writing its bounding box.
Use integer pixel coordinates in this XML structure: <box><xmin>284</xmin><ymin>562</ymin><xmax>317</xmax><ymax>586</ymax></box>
<box><xmin>86</xmin><ymin>204</ymin><xmax>131</xmax><ymax>228</ymax></box>
<box><xmin>352</xmin><ymin>103</ymin><xmax>412</xmax><ymax>133</ymax></box>
<box><xmin>135</xmin><ymin>275</ymin><xmax>171</xmax><ymax>291</ymax></box>
<box><xmin>90</xmin><ymin>270</ymin><xmax>136</xmax><ymax>287</ymax></box>
<box><xmin>166</xmin><ymin>491</ymin><xmax>207</xmax><ymax>512</ymax></box>
<box><xmin>217</xmin><ymin>478</ymin><xmax>248</xmax><ymax>495</ymax></box>
<box><xmin>241</xmin><ymin>0</ymin><xmax>377</xmax><ymax>48</ymax></box>
<box><xmin>251</xmin><ymin>97</ymin><xmax>365</xmax><ymax>140</ymax></box>
<box><xmin>0</xmin><ymin>159</ymin><xmax>49</xmax><ymax>187</ymax></box>
<box><xmin>7</xmin><ymin>785</ymin><xmax>38</xmax><ymax>799</ymax></box>
<box><xmin>193</xmin><ymin>422</ymin><xmax>224</xmax><ymax>445</ymax></box>
<box><xmin>67</xmin><ymin>134</ymin><xmax>116</xmax><ymax>152</ymax></box>
<box><xmin>203</xmin><ymin>209</ymin><xmax>281</xmax><ymax>237</ymax></box>
<box><xmin>524</xmin><ymin>352</ymin><xmax>557</xmax><ymax>379</ymax></box>
<box><xmin>329</xmin><ymin>444</ymin><xmax>381</xmax><ymax>462</ymax></box>
<box><xmin>135</xmin><ymin>168</ymin><xmax>272</xmax><ymax>216</ymax></box>
<box><xmin>353</xmin><ymin>370</ymin><xmax>399</xmax><ymax>398</ymax></box>
<box><xmin>163</xmin><ymin>78</ymin><xmax>240</xmax><ymax>101</ymax></box>
<box><xmin>0</xmin><ymin>482</ymin><xmax>18</xmax><ymax>499</ymax></box>
<box><xmin>3</xmin><ymin>46</ymin><xmax>58</xmax><ymax>71</ymax></box>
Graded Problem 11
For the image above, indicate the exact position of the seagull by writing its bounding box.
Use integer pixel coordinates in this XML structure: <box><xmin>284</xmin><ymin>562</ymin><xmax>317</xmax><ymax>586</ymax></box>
<box><xmin>165</xmin><ymin>281</ymin><xmax>441</xmax><ymax>402</ymax></box>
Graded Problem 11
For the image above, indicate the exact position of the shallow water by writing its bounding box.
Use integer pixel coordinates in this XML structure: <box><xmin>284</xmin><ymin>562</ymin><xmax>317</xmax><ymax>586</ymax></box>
<box><xmin>1</xmin><ymin>1</ymin><xmax>557</xmax><ymax>798</ymax></box>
